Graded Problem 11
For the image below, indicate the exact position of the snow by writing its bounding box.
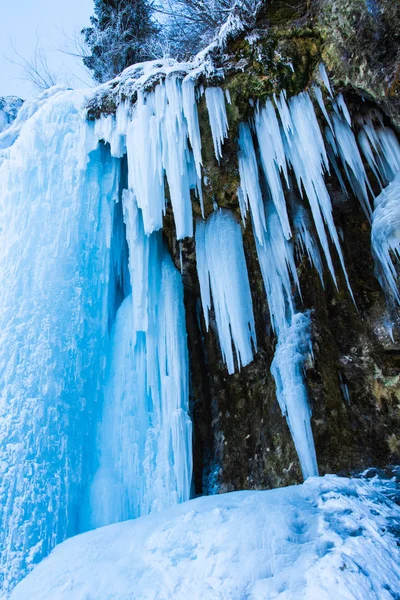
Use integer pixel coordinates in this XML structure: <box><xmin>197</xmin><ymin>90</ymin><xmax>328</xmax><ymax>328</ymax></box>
<box><xmin>371</xmin><ymin>171</ymin><xmax>400</xmax><ymax>302</ymax></box>
<box><xmin>10</xmin><ymin>475</ymin><xmax>400</xmax><ymax>600</ymax></box>
<box><xmin>195</xmin><ymin>209</ymin><xmax>256</xmax><ymax>374</ymax></box>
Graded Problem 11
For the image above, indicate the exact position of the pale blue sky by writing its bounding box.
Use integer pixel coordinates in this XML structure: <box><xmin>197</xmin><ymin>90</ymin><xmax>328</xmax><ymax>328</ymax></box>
<box><xmin>0</xmin><ymin>0</ymin><xmax>94</xmax><ymax>98</ymax></box>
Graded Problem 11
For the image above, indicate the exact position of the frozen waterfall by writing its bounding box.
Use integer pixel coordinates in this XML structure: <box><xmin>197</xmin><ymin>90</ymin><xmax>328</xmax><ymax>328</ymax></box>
<box><xmin>0</xmin><ymin>59</ymin><xmax>400</xmax><ymax>594</ymax></box>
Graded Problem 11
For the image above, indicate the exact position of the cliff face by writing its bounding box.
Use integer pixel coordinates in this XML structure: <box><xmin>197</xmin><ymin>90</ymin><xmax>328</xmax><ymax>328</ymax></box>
<box><xmin>159</xmin><ymin>0</ymin><xmax>400</xmax><ymax>494</ymax></box>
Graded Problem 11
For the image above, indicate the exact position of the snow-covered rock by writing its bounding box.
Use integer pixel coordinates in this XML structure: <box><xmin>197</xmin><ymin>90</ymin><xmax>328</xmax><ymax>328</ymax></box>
<box><xmin>10</xmin><ymin>475</ymin><xmax>400</xmax><ymax>600</ymax></box>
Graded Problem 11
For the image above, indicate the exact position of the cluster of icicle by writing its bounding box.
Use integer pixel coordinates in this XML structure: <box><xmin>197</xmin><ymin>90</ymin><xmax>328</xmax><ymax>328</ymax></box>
<box><xmin>90</xmin><ymin>65</ymin><xmax>400</xmax><ymax>482</ymax></box>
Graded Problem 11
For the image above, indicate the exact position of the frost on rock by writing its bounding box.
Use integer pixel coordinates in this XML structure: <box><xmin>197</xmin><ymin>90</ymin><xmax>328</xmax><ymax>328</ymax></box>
<box><xmin>371</xmin><ymin>172</ymin><xmax>400</xmax><ymax>303</ymax></box>
<box><xmin>196</xmin><ymin>209</ymin><xmax>256</xmax><ymax>374</ymax></box>
<box><xmin>10</xmin><ymin>476</ymin><xmax>400</xmax><ymax>600</ymax></box>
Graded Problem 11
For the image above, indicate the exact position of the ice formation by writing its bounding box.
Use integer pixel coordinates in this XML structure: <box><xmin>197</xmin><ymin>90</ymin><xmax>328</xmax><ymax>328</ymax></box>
<box><xmin>205</xmin><ymin>87</ymin><xmax>229</xmax><ymax>161</ymax></box>
<box><xmin>0</xmin><ymin>97</ymin><xmax>23</xmax><ymax>134</ymax></box>
<box><xmin>1</xmin><ymin>55</ymin><xmax>400</xmax><ymax>595</ymax></box>
<box><xmin>371</xmin><ymin>172</ymin><xmax>400</xmax><ymax>302</ymax></box>
<box><xmin>271</xmin><ymin>312</ymin><xmax>318</xmax><ymax>479</ymax></box>
<box><xmin>195</xmin><ymin>209</ymin><xmax>256</xmax><ymax>374</ymax></box>
<box><xmin>87</xmin><ymin>192</ymin><xmax>192</xmax><ymax>529</ymax></box>
<box><xmin>0</xmin><ymin>89</ymin><xmax>119</xmax><ymax>591</ymax></box>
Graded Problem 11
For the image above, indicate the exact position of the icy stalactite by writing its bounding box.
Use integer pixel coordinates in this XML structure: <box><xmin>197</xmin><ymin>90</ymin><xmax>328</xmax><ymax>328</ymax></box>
<box><xmin>254</xmin><ymin>202</ymin><xmax>299</xmax><ymax>335</ymax></box>
<box><xmin>282</xmin><ymin>92</ymin><xmax>353</xmax><ymax>298</ymax></box>
<box><xmin>196</xmin><ymin>209</ymin><xmax>256</xmax><ymax>374</ymax></box>
<box><xmin>255</xmin><ymin>99</ymin><xmax>291</xmax><ymax>239</ymax></box>
<box><xmin>358</xmin><ymin>115</ymin><xmax>400</xmax><ymax>186</ymax></box>
<box><xmin>253</xmin><ymin>203</ymin><xmax>319</xmax><ymax>479</ymax></box>
<box><xmin>371</xmin><ymin>172</ymin><xmax>400</xmax><ymax>303</ymax></box>
<box><xmin>319</xmin><ymin>63</ymin><xmax>333</xmax><ymax>97</ymax></box>
<box><xmin>292</xmin><ymin>203</ymin><xmax>324</xmax><ymax>287</ymax></box>
<box><xmin>182</xmin><ymin>77</ymin><xmax>203</xmax><ymax>179</ymax></box>
<box><xmin>87</xmin><ymin>200</ymin><xmax>192</xmax><ymax>528</ymax></box>
<box><xmin>0</xmin><ymin>89</ymin><xmax>120</xmax><ymax>591</ymax></box>
<box><xmin>89</xmin><ymin>75</ymin><xmax>202</xmax><ymax>240</ymax></box>
<box><xmin>237</xmin><ymin>122</ymin><xmax>266</xmax><ymax>241</ymax></box>
<box><xmin>205</xmin><ymin>87</ymin><xmax>229</xmax><ymax>161</ymax></box>
<box><xmin>331</xmin><ymin>113</ymin><xmax>373</xmax><ymax>219</ymax></box>
<box><xmin>271</xmin><ymin>312</ymin><xmax>319</xmax><ymax>479</ymax></box>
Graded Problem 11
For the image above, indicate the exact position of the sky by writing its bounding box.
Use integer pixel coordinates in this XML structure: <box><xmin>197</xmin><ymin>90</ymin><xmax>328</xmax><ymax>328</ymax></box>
<box><xmin>0</xmin><ymin>0</ymin><xmax>94</xmax><ymax>99</ymax></box>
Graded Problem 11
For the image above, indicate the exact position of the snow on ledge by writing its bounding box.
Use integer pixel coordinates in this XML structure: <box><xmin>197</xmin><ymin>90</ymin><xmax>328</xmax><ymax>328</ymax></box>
<box><xmin>10</xmin><ymin>475</ymin><xmax>400</xmax><ymax>600</ymax></box>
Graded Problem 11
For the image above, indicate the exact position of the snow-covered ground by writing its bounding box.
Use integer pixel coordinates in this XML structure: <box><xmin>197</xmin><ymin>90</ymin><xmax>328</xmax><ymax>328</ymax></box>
<box><xmin>10</xmin><ymin>475</ymin><xmax>400</xmax><ymax>600</ymax></box>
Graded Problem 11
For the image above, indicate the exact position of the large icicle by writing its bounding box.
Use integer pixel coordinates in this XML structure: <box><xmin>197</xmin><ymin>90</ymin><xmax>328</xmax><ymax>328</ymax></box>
<box><xmin>0</xmin><ymin>89</ymin><xmax>119</xmax><ymax>592</ymax></box>
<box><xmin>255</xmin><ymin>99</ymin><xmax>291</xmax><ymax>239</ymax></box>
<box><xmin>196</xmin><ymin>209</ymin><xmax>256</xmax><ymax>374</ymax></box>
<box><xmin>271</xmin><ymin>312</ymin><xmax>319</xmax><ymax>479</ymax></box>
<box><xmin>254</xmin><ymin>202</ymin><xmax>299</xmax><ymax>334</ymax></box>
<box><xmin>94</xmin><ymin>75</ymin><xmax>202</xmax><ymax>240</ymax></box>
<box><xmin>87</xmin><ymin>190</ymin><xmax>192</xmax><ymax>529</ymax></box>
<box><xmin>358</xmin><ymin>116</ymin><xmax>400</xmax><ymax>186</ymax></box>
<box><xmin>205</xmin><ymin>87</ymin><xmax>229</xmax><ymax>161</ymax></box>
<box><xmin>332</xmin><ymin>113</ymin><xmax>373</xmax><ymax>219</ymax></box>
<box><xmin>237</xmin><ymin>122</ymin><xmax>266</xmax><ymax>242</ymax></box>
<box><xmin>252</xmin><ymin>203</ymin><xmax>318</xmax><ymax>480</ymax></box>
<box><xmin>280</xmin><ymin>91</ymin><xmax>353</xmax><ymax>296</ymax></box>
<box><xmin>371</xmin><ymin>171</ymin><xmax>400</xmax><ymax>303</ymax></box>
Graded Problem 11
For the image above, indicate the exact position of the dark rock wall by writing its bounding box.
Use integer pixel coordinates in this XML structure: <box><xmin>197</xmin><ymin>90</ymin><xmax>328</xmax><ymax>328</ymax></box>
<box><xmin>163</xmin><ymin>0</ymin><xmax>400</xmax><ymax>493</ymax></box>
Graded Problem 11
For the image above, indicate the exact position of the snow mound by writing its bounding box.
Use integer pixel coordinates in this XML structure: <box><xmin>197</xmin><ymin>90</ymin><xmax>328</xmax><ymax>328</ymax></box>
<box><xmin>10</xmin><ymin>475</ymin><xmax>400</xmax><ymax>600</ymax></box>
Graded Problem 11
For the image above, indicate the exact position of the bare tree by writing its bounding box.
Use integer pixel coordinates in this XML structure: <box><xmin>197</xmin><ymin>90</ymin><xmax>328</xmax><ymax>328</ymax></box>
<box><xmin>6</xmin><ymin>37</ymin><xmax>60</xmax><ymax>92</ymax></box>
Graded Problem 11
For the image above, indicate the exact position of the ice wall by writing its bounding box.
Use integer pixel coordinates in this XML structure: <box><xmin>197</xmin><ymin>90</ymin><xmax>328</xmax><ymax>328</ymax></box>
<box><xmin>0</xmin><ymin>89</ymin><xmax>120</xmax><ymax>592</ymax></box>
<box><xmin>87</xmin><ymin>192</ymin><xmax>192</xmax><ymax>529</ymax></box>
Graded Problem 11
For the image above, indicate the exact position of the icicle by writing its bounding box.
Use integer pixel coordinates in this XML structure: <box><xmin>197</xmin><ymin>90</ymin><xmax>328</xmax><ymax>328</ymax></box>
<box><xmin>332</xmin><ymin>113</ymin><xmax>373</xmax><ymax>219</ymax></box>
<box><xmin>283</xmin><ymin>92</ymin><xmax>353</xmax><ymax>297</ymax></box>
<box><xmin>333</xmin><ymin>93</ymin><xmax>352</xmax><ymax>127</ymax></box>
<box><xmin>205</xmin><ymin>87</ymin><xmax>229</xmax><ymax>161</ymax></box>
<box><xmin>195</xmin><ymin>209</ymin><xmax>256</xmax><ymax>374</ymax></box>
<box><xmin>237</xmin><ymin>122</ymin><xmax>266</xmax><ymax>244</ymax></box>
<box><xmin>271</xmin><ymin>312</ymin><xmax>319</xmax><ymax>480</ymax></box>
<box><xmin>292</xmin><ymin>203</ymin><xmax>324</xmax><ymax>286</ymax></box>
<box><xmin>371</xmin><ymin>172</ymin><xmax>400</xmax><ymax>303</ymax></box>
<box><xmin>126</xmin><ymin>95</ymin><xmax>165</xmax><ymax>235</ymax></box>
<box><xmin>88</xmin><ymin>190</ymin><xmax>192</xmax><ymax>529</ymax></box>
<box><xmin>319</xmin><ymin>63</ymin><xmax>333</xmax><ymax>97</ymax></box>
<box><xmin>325</xmin><ymin>127</ymin><xmax>349</xmax><ymax>195</ymax></box>
<box><xmin>255</xmin><ymin>99</ymin><xmax>291</xmax><ymax>239</ymax></box>
<box><xmin>359</xmin><ymin>116</ymin><xmax>400</xmax><ymax>185</ymax></box>
<box><xmin>254</xmin><ymin>201</ymin><xmax>299</xmax><ymax>335</ymax></box>
<box><xmin>313</xmin><ymin>85</ymin><xmax>333</xmax><ymax>132</ymax></box>
<box><xmin>182</xmin><ymin>77</ymin><xmax>203</xmax><ymax>179</ymax></box>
